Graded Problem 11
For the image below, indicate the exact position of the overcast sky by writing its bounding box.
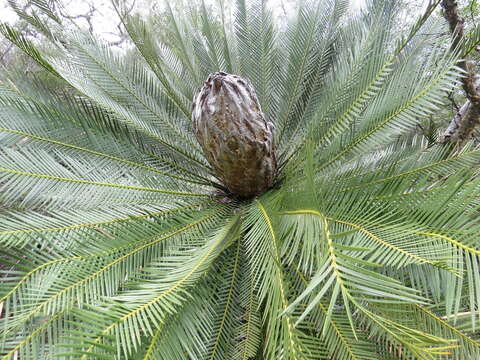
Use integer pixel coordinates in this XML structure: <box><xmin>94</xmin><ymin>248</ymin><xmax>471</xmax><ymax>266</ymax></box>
<box><xmin>0</xmin><ymin>0</ymin><xmax>367</xmax><ymax>25</ymax></box>
<box><xmin>0</xmin><ymin>0</ymin><xmax>431</xmax><ymax>44</ymax></box>
<box><xmin>1</xmin><ymin>1</ymin><xmax>121</xmax><ymax>35</ymax></box>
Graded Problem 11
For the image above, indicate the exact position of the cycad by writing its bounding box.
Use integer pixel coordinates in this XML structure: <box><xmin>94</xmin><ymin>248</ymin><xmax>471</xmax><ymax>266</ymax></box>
<box><xmin>1</xmin><ymin>0</ymin><xmax>480</xmax><ymax>359</ymax></box>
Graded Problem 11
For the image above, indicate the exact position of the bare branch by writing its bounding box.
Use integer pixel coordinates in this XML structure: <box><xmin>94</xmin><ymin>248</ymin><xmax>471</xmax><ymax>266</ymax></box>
<box><xmin>0</xmin><ymin>1</ymin><xmax>32</xmax><ymax>65</ymax></box>
<box><xmin>440</xmin><ymin>0</ymin><xmax>480</xmax><ymax>147</ymax></box>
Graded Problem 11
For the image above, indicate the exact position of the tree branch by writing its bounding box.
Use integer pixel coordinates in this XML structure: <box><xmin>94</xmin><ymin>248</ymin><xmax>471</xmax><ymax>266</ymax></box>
<box><xmin>0</xmin><ymin>1</ymin><xmax>31</xmax><ymax>65</ymax></box>
<box><xmin>440</xmin><ymin>0</ymin><xmax>480</xmax><ymax>146</ymax></box>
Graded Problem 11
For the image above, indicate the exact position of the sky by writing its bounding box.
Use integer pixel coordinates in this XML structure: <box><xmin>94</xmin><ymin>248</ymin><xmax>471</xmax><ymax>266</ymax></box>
<box><xmin>0</xmin><ymin>0</ymin><xmax>367</xmax><ymax>25</ymax></box>
<box><xmin>0</xmin><ymin>0</ymin><xmax>366</xmax><ymax>44</ymax></box>
<box><xmin>1</xmin><ymin>1</ymin><xmax>122</xmax><ymax>31</ymax></box>
<box><xmin>0</xmin><ymin>0</ymin><xmax>432</xmax><ymax>45</ymax></box>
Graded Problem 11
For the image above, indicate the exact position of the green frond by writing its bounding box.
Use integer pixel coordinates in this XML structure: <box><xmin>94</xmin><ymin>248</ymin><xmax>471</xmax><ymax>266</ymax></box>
<box><xmin>0</xmin><ymin>201</ymin><xmax>210</xmax><ymax>247</ymax></box>
<box><xmin>0</xmin><ymin>207</ymin><xmax>229</xmax><ymax>359</ymax></box>
<box><xmin>56</xmin><ymin>215</ymin><xmax>241</xmax><ymax>359</ymax></box>
<box><xmin>134</xmin><ymin>283</ymin><xmax>214</xmax><ymax>360</ymax></box>
<box><xmin>204</xmin><ymin>241</ymin><xmax>242</xmax><ymax>360</ymax></box>
<box><xmin>234</xmin><ymin>0</ymin><xmax>279</xmax><ymax>115</ymax></box>
<box><xmin>0</xmin><ymin>82</ymin><xmax>215</xmax><ymax>185</ymax></box>
<box><xmin>280</xmin><ymin>0</ymin><xmax>387</xmax><ymax>159</ymax></box>
<box><xmin>0</xmin><ymin>147</ymin><xmax>207</xmax><ymax>212</ymax></box>
<box><xmin>0</xmin><ymin>22</ymin><xmax>59</xmax><ymax>77</ymax></box>
<box><xmin>281</xmin><ymin>210</ymin><xmax>429</xmax><ymax>324</ymax></box>
<box><xmin>412</xmin><ymin>304</ymin><xmax>480</xmax><ymax>359</ymax></box>
<box><xmin>48</xmin><ymin>35</ymin><xmax>207</xmax><ymax>168</ymax></box>
<box><xmin>315</xmin><ymin>51</ymin><xmax>462</xmax><ymax>174</ymax></box>
<box><xmin>243</xmin><ymin>196</ymin><xmax>327</xmax><ymax>359</ymax></box>
<box><xmin>230</xmin><ymin>248</ymin><xmax>262</xmax><ymax>360</ymax></box>
<box><xmin>292</xmin><ymin>268</ymin><xmax>379</xmax><ymax>360</ymax></box>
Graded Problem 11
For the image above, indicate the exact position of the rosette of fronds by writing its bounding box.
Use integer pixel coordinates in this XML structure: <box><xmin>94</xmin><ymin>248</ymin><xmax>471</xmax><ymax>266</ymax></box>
<box><xmin>1</xmin><ymin>0</ymin><xmax>480</xmax><ymax>359</ymax></box>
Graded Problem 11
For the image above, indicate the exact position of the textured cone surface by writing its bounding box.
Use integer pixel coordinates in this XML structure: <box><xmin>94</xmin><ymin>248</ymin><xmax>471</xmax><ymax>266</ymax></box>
<box><xmin>192</xmin><ymin>72</ymin><xmax>276</xmax><ymax>197</ymax></box>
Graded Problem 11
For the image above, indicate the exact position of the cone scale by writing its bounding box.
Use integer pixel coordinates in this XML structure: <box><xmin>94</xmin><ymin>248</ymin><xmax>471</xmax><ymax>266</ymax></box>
<box><xmin>192</xmin><ymin>72</ymin><xmax>276</xmax><ymax>198</ymax></box>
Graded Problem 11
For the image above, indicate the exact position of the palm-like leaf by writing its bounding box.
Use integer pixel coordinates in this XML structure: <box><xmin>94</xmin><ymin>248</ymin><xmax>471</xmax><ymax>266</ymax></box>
<box><xmin>1</xmin><ymin>0</ymin><xmax>480</xmax><ymax>359</ymax></box>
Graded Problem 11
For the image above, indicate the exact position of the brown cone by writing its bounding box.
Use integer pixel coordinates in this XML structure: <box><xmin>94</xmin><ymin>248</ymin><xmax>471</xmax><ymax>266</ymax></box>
<box><xmin>192</xmin><ymin>72</ymin><xmax>276</xmax><ymax>197</ymax></box>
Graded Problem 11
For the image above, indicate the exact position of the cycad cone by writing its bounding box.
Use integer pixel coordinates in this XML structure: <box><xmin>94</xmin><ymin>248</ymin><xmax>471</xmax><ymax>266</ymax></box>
<box><xmin>192</xmin><ymin>72</ymin><xmax>276</xmax><ymax>197</ymax></box>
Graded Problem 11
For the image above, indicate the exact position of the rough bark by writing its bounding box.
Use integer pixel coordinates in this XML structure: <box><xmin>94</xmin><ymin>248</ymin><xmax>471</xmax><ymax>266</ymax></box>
<box><xmin>192</xmin><ymin>72</ymin><xmax>276</xmax><ymax>198</ymax></box>
<box><xmin>440</xmin><ymin>0</ymin><xmax>480</xmax><ymax>146</ymax></box>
